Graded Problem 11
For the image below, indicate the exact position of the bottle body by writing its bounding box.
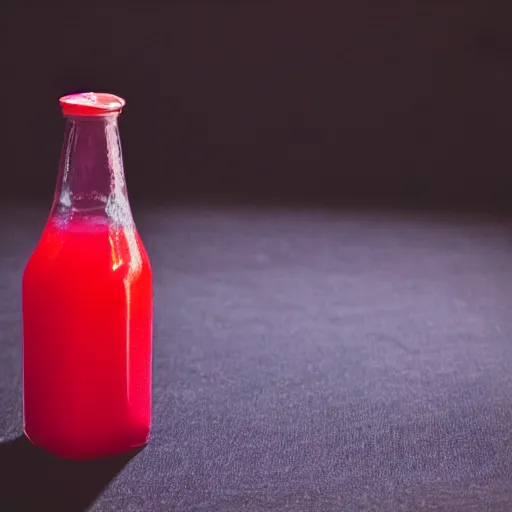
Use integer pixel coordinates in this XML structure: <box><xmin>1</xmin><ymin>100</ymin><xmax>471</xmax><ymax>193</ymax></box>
<box><xmin>22</xmin><ymin>95</ymin><xmax>152</xmax><ymax>460</ymax></box>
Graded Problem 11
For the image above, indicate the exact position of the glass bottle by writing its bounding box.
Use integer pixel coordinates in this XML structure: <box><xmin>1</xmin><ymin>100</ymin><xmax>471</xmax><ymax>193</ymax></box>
<box><xmin>22</xmin><ymin>92</ymin><xmax>153</xmax><ymax>460</ymax></box>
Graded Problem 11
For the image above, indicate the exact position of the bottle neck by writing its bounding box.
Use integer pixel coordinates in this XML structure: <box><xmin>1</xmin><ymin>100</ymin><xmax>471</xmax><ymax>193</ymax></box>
<box><xmin>51</xmin><ymin>114</ymin><xmax>133</xmax><ymax>226</ymax></box>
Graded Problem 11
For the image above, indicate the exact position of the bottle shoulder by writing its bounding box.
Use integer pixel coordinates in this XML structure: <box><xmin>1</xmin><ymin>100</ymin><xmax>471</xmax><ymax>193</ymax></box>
<box><xmin>23</xmin><ymin>218</ymin><xmax>151</xmax><ymax>284</ymax></box>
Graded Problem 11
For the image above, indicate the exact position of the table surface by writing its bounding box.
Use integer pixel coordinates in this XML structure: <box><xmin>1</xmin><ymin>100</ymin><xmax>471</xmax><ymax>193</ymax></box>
<box><xmin>2</xmin><ymin>203</ymin><xmax>512</xmax><ymax>511</ymax></box>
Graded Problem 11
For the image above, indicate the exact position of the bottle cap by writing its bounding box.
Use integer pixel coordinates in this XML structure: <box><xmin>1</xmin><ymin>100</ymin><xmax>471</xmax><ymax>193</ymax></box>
<box><xmin>59</xmin><ymin>92</ymin><xmax>126</xmax><ymax>117</ymax></box>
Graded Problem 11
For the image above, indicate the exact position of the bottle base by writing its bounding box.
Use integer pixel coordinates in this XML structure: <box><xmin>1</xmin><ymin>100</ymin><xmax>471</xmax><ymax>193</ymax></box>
<box><xmin>24</xmin><ymin>428</ymin><xmax>150</xmax><ymax>461</ymax></box>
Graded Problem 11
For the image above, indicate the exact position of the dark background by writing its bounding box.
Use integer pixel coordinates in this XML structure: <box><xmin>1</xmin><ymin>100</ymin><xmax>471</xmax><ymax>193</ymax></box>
<box><xmin>3</xmin><ymin>4</ymin><xmax>512</xmax><ymax>511</ymax></box>
<box><xmin>2</xmin><ymin>3</ymin><xmax>512</xmax><ymax>209</ymax></box>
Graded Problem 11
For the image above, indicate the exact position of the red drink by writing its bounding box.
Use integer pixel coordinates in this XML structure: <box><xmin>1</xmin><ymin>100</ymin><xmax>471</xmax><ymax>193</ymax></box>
<box><xmin>22</xmin><ymin>93</ymin><xmax>153</xmax><ymax>460</ymax></box>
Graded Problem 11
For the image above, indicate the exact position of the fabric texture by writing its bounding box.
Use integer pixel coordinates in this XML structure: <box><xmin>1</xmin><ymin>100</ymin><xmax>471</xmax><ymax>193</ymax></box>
<box><xmin>1</xmin><ymin>204</ymin><xmax>512</xmax><ymax>511</ymax></box>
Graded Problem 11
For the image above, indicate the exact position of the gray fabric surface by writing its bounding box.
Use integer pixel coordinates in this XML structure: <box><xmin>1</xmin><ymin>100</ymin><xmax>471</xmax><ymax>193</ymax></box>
<box><xmin>1</xmin><ymin>204</ymin><xmax>512</xmax><ymax>511</ymax></box>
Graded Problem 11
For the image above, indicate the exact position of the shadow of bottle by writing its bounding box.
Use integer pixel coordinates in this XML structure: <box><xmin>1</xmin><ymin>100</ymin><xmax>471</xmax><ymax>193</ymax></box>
<box><xmin>0</xmin><ymin>435</ymin><xmax>140</xmax><ymax>511</ymax></box>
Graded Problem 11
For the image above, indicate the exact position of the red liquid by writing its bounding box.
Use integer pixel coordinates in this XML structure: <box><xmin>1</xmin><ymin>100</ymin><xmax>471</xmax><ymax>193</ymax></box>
<box><xmin>23</xmin><ymin>216</ymin><xmax>152</xmax><ymax>460</ymax></box>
